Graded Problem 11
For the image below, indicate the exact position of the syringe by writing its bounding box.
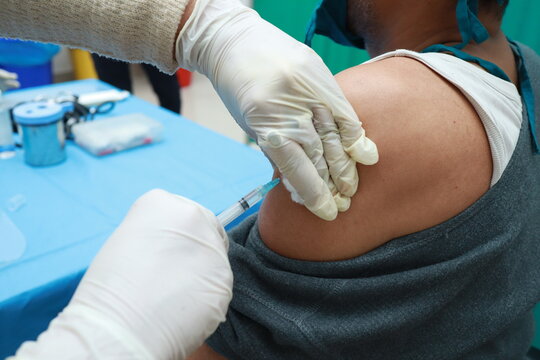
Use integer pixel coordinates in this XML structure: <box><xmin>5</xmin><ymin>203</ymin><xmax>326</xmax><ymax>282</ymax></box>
<box><xmin>217</xmin><ymin>178</ymin><xmax>280</xmax><ymax>227</ymax></box>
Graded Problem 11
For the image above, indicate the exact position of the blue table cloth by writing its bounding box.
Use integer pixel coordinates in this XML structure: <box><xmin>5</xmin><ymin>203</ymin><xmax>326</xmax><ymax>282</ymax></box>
<box><xmin>0</xmin><ymin>79</ymin><xmax>273</xmax><ymax>357</ymax></box>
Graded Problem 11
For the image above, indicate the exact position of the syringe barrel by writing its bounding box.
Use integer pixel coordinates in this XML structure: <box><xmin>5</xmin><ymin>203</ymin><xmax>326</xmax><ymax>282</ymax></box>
<box><xmin>217</xmin><ymin>202</ymin><xmax>245</xmax><ymax>227</ymax></box>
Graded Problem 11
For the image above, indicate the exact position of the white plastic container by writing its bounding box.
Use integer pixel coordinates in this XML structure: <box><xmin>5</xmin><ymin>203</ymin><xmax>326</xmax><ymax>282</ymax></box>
<box><xmin>72</xmin><ymin>113</ymin><xmax>164</xmax><ymax>156</ymax></box>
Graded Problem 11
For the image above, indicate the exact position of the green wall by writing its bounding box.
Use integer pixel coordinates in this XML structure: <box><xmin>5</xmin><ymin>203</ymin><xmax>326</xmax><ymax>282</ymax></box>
<box><xmin>503</xmin><ymin>1</ymin><xmax>540</xmax><ymax>52</ymax></box>
<box><xmin>254</xmin><ymin>0</ymin><xmax>540</xmax><ymax>74</ymax></box>
<box><xmin>535</xmin><ymin>306</ymin><xmax>540</xmax><ymax>349</ymax></box>
<box><xmin>253</xmin><ymin>0</ymin><xmax>540</xmax><ymax>349</ymax></box>
<box><xmin>254</xmin><ymin>0</ymin><xmax>369</xmax><ymax>74</ymax></box>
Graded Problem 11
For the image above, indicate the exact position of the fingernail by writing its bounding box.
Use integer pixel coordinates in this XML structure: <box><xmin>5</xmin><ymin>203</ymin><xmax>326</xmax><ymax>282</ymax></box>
<box><xmin>308</xmin><ymin>193</ymin><xmax>338</xmax><ymax>221</ymax></box>
<box><xmin>337</xmin><ymin>166</ymin><xmax>358</xmax><ymax>198</ymax></box>
<box><xmin>346</xmin><ymin>136</ymin><xmax>379</xmax><ymax>165</ymax></box>
<box><xmin>334</xmin><ymin>194</ymin><xmax>351</xmax><ymax>212</ymax></box>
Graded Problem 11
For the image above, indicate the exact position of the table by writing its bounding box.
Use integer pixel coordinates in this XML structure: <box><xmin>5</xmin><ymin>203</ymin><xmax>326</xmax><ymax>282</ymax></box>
<box><xmin>0</xmin><ymin>80</ymin><xmax>273</xmax><ymax>358</ymax></box>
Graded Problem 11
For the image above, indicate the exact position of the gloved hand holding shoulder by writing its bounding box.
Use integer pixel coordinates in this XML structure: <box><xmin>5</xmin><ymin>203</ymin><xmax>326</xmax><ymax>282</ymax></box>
<box><xmin>0</xmin><ymin>0</ymin><xmax>378</xmax><ymax>220</ymax></box>
<box><xmin>11</xmin><ymin>190</ymin><xmax>233</xmax><ymax>360</ymax></box>
<box><xmin>177</xmin><ymin>0</ymin><xmax>379</xmax><ymax>221</ymax></box>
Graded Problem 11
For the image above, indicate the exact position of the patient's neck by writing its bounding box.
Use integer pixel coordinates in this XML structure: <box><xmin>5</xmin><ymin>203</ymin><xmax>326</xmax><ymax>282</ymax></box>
<box><xmin>364</xmin><ymin>16</ymin><xmax>518</xmax><ymax>85</ymax></box>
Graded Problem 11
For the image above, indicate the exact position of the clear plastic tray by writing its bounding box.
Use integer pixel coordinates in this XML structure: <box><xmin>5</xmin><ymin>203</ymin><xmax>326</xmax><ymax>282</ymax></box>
<box><xmin>72</xmin><ymin>113</ymin><xmax>164</xmax><ymax>156</ymax></box>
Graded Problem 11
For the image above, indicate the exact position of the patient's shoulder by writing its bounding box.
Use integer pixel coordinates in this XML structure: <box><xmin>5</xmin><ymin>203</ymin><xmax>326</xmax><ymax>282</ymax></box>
<box><xmin>335</xmin><ymin>56</ymin><xmax>468</xmax><ymax>127</ymax></box>
<box><xmin>258</xmin><ymin>56</ymin><xmax>493</xmax><ymax>261</ymax></box>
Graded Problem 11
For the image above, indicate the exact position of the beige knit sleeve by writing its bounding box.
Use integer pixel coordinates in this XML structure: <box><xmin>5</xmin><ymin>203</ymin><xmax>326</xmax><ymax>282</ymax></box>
<box><xmin>0</xmin><ymin>0</ymin><xmax>190</xmax><ymax>74</ymax></box>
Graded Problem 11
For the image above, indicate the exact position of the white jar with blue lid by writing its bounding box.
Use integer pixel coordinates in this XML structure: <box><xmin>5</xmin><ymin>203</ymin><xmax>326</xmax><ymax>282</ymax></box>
<box><xmin>13</xmin><ymin>101</ymin><xmax>71</xmax><ymax>166</ymax></box>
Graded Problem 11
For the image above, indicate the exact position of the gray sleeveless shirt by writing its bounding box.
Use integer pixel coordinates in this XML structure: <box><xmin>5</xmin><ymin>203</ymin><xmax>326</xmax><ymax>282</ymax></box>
<box><xmin>207</xmin><ymin>43</ymin><xmax>540</xmax><ymax>360</ymax></box>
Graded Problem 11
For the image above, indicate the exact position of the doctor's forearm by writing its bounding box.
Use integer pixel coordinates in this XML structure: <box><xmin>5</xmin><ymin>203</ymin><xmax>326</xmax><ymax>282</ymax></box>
<box><xmin>0</xmin><ymin>0</ymin><xmax>191</xmax><ymax>74</ymax></box>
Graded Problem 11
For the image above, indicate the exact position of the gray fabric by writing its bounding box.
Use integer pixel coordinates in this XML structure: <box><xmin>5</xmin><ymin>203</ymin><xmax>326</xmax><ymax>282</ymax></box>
<box><xmin>207</xmin><ymin>42</ymin><xmax>540</xmax><ymax>359</ymax></box>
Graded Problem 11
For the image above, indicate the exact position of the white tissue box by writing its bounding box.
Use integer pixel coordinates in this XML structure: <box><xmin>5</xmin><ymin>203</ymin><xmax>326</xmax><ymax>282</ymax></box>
<box><xmin>72</xmin><ymin>113</ymin><xmax>164</xmax><ymax>156</ymax></box>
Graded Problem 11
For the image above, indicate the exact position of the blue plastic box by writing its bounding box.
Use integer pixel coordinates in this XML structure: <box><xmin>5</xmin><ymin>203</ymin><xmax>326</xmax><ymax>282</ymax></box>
<box><xmin>0</xmin><ymin>38</ymin><xmax>59</xmax><ymax>89</ymax></box>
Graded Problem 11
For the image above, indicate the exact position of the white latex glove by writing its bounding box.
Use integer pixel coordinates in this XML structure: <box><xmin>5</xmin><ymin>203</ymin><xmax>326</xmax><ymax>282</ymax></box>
<box><xmin>177</xmin><ymin>0</ymin><xmax>379</xmax><ymax>221</ymax></box>
<box><xmin>0</xmin><ymin>69</ymin><xmax>20</xmax><ymax>93</ymax></box>
<box><xmin>11</xmin><ymin>190</ymin><xmax>233</xmax><ymax>360</ymax></box>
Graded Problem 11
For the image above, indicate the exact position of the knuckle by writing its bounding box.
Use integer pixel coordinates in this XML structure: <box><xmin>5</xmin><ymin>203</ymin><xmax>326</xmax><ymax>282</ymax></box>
<box><xmin>137</xmin><ymin>188</ymin><xmax>170</xmax><ymax>205</ymax></box>
<box><xmin>332</xmin><ymin>163</ymin><xmax>358</xmax><ymax>195</ymax></box>
<box><xmin>317</xmin><ymin>124</ymin><xmax>340</xmax><ymax>141</ymax></box>
<box><xmin>248</xmin><ymin>86</ymin><xmax>269</xmax><ymax>107</ymax></box>
<box><xmin>277</xmin><ymin>155</ymin><xmax>300</xmax><ymax>176</ymax></box>
<box><xmin>192</xmin><ymin>204</ymin><xmax>215</xmax><ymax>223</ymax></box>
<box><xmin>296</xmin><ymin>45</ymin><xmax>322</xmax><ymax>67</ymax></box>
<box><xmin>128</xmin><ymin>189</ymin><xmax>174</xmax><ymax>218</ymax></box>
<box><xmin>267</xmin><ymin>47</ymin><xmax>318</xmax><ymax>85</ymax></box>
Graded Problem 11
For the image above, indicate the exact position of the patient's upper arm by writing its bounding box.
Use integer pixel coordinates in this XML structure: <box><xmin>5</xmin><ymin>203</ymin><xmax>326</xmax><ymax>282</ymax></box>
<box><xmin>258</xmin><ymin>56</ymin><xmax>493</xmax><ymax>261</ymax></box>
<box><xmin>187</xmin><ymin>344</ymin><xmax>227</xmax><ymax>360</ymax></box>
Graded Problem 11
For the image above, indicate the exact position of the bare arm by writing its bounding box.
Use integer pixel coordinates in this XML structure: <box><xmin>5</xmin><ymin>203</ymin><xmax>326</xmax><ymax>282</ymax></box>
<box><xmin>0</xmin><ymin>0</ymin><xmax>192</xmax><ymax>73</ymax></box>
<box><xmin>258</xmin><ymin>56</ymin><xmax>493</xmax><ymax>261</ymax></box>
<box><xmin>187</xmin><ymin>344</ymin><xmax>227</xmax><ymax>360</ymax></box>
<box><xmin>185</xmin><ymin>55</ymin><xmax>493</xmax><ymax>358</ymax></box>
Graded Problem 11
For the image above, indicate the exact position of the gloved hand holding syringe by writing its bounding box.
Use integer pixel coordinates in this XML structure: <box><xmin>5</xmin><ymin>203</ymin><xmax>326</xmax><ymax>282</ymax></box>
<box><xmin>10</xmin><ymin>182</ymin><xmax>279</xmax><ymax>360</ymax></box>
